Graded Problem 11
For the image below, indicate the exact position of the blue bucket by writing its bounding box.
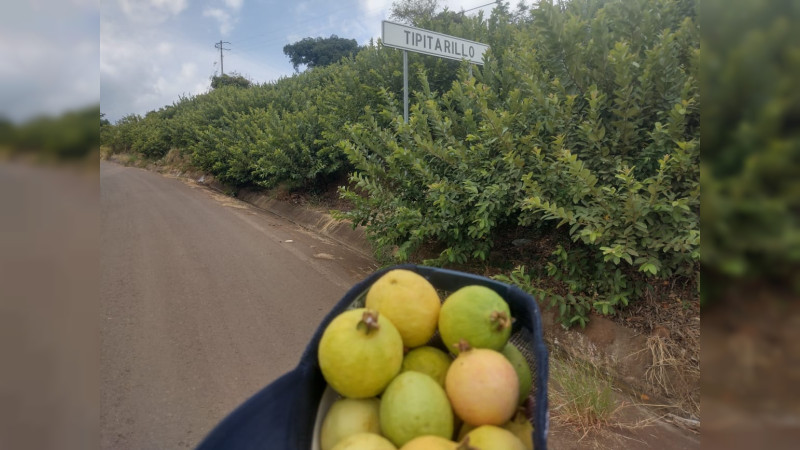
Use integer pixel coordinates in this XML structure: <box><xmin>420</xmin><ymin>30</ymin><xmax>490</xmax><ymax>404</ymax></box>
<box><xmin>197</xmin><ymin>264</ymin><xmax>550</xmax><ymax>449</ymax></box>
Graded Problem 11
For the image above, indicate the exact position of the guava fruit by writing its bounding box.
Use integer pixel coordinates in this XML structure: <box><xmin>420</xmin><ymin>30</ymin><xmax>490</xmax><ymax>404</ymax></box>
<box><xmin>460</xmin><ymin>425</ymin><xmax>526</xmax><ymax>450</ymax></box>
<box><xmin>318</xmin><ymin>308</ymin><xmax>403</xmax><ymax>398</ymax></box>
<box><xmin>399</xmin><ymin>435</ymin><xmax>457</xmax><ymax>450</ymax></box>
<box><xmin>330</xmin><ymin>432</ymin><xmax>397</xmax><ymax>450</ymax></box>
<box><xmin>456</xmin><ymin>422</ymin><xmax>475</xmax><ymax>441</ymax></box>
<box><xmin>401</xmin><ymin>346</ymin><xmax>452</xmax><ymax>387</ymax></box>
<box><xmin>502</xmin><ymin>409</ymin><xmax>534</xmax><ymax>450</ymax></box>
<box><xmin>438</xmin><ymin>285</ymin><xmax>512</xmax><ymax>354</ymax></box>
<box><xmin>445</xmin><ymin>342</ymin><xmax>519</xmax><ymax>426</ymax></box>
<box><xmin>500</xmin><ymin>343</ymin><xmax>533</xmax><ymax>405</ymax></box>
<box><xmin>380</xmin><ymin>371</ymin><xmax>454</xmax><ymax>447</ymax></box>
<box><xmin>366</xmin><ymin>269</ymin><xmax>441</xmax><ymax>348</ymax></box>
<box><xmin>320</xmin><ymin>397</ymin><xmax>381</xmax><ymax>450</ymax></box>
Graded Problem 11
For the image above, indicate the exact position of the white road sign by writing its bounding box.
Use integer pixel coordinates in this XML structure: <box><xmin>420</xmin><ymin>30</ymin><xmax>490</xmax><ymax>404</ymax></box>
<box><xmin>382</xmin><ymin>20</ymin><xmax>489</xmax><ymax>65</ymax></box>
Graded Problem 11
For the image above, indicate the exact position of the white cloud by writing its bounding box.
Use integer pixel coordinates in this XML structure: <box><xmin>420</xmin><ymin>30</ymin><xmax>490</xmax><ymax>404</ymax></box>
<box><xmin>203</xmin><ymin>7</ymin><xmax>235</xmax><ymax>35</ymax></box>
<box><xmin>101</xmin><ymin>27</ymin><xmax>212</xmax><ymax>121</ymax></box>
<box><xmin>100</xmin><ymin>21</ymin><xmax>287</xmax><ymax>122</ymax></box>
<box><xmin>359</xmin><ymin>0</ymin><xmax>394</xmax><ymax>14</ymax></box>
<box><xmin>0</xmin><ymin>29</ymin><xmax>98</xmax><ymax>121</ymax></box>
<box><xmin>224</xmin><ymin>0</ymin><xmax>244</xmax><ymax>11</ymax></box>
<box><xmin>119</xmin><ymin>0</ymin><xmax>189</xmax><ymax>24</ymax></box>
<box><xmin>204</xmin><ymin>0</ymin><xmax>246</xmax><ymax>35</ymax></box>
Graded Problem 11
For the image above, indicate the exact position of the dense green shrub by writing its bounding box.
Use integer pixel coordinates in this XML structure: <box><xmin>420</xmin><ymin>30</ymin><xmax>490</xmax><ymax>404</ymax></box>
<box><xmin>210</xmin><ymin>72</ymin><xmax>252</xmax><ymax>89</ymax></box>
<box><xmin>100</xmin><ymin>0</ymin><xmax>705</xmax><ymax>327</ymax></box>
<box><xmin>700</xmin><ymin>0</ymin><xmax>800</xmax><ymax>303</ymax></box>
<box><xmin>2</xmin><ymin>105</ymin><xmax>100</xmax><ymax>159</ymax></box>
<box><xmin>339</xmin><ymin>0</ymin><xmax>700</xmax><ymax>327</ymax></box>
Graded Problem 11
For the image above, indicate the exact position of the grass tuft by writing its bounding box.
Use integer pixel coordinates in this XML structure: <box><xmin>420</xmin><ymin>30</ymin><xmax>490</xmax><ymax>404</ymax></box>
<box><xmin>549</xmin><ymin>354</ymin><xmax>617</xmax><ymax>434</ymax></box>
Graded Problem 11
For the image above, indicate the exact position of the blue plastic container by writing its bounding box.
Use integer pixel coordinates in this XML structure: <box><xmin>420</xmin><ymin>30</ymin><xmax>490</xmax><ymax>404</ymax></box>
<box><xmin>197</xmin><ymin>264</ymin><xmax>549</xmax><ymax>449</ymax></box>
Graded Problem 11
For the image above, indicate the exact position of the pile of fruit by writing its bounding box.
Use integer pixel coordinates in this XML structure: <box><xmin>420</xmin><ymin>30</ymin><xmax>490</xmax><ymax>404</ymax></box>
<box><xmin>317</xmin><ymin>269</ymin><xmax>534</xmax><ymax>450</ymax></box>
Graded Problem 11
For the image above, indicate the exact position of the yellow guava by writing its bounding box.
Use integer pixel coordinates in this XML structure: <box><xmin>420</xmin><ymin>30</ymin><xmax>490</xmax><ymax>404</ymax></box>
<box><xmin>500</xmin><ymin>343</ymin><xmax>533</xmax><ymax>405</ymax></box>
<box><xmin>318</xmin><ymin>308</ymin><xmax>403</xmax><ymax>398</ymax></box>
<box><xmin>438</xmin><ymin>285</ymin><xmax>512</xmax><ymax>354</ymax></box>
<box><xmin>445</xmin><ymin>344</ymin><xmax>519</xmax><ymax>426</ymax></box>
<box><xmin>399</xmin><ymin>435</ymin><xmax>457</xmax><ymax>450</ymax></box>
<box><xmin>401</xmin><ymin>346</ymin><xmax>452</xmax><ymax>388</ymax></box>
<box><xmin>456</xmin><ymin>422</ymin><xmax>475</xmax><ymax>441</ymax></box>
<box><xmin>320</xmin><ymin>397</ymin><xmax>381</xmax><ymax>450</ymax></box>
<box><xmin>502</xmin><ymin>409</ymin><xmax>534</xmax><ymax>450</ymax></box>
<box><xmin>330</xmin><ymin>432</ymin><xmax>397</xmax><ymax>450</ymax></box>
<box><xmin>380</xmin><ymin>371</ymin><xmax>454</xmax><ymax>447</ymax></box>
<box><xmin>460</xmin><ymin>425</ymin><xmax>526</xmax><ymax>450</ymax></box>
<box><xmin>365</xmin><ymin>269</ymin><xmax>441</xmax><ymax>348</ymax></box>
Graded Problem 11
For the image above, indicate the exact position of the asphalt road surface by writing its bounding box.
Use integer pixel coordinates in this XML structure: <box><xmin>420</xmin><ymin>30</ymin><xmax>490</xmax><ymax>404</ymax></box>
<box><xmin>100</xmin><ymin>161</ymin><xmax>377</xmax><ymax>449</ymax></box>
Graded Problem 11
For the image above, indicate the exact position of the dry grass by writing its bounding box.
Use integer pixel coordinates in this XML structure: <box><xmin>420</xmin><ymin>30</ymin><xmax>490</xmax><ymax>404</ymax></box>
<box><xmin>644</xmin><ymin>335</ymin><xmax>700</xmax><ymax>417</ymax></box>
<box><xmin>549</xmin><ymin>354</ymin><xmax>618</xmax><ymax>436</ymax></box>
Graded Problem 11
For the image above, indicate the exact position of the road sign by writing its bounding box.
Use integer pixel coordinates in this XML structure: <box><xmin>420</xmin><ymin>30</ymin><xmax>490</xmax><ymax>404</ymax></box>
<box><xmin>382</xmin><ymin>20</ymin><xmax>489</xmax><ymax>65</ymax></box>
<box><xmin>382</xmin><ymin>21</ymin><xmax>490</xmax><ymax>122</ymax></box>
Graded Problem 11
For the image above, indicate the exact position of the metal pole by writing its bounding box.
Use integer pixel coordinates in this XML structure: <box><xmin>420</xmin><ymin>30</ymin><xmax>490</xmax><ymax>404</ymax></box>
<box><xmin>214</xmin><ymin>41</ymin><xmax>231</xmax><ymax>76</ymax></box>
<box><xmin>403</xmin><ymin>50</ymin><xmax>408</xmax><ymax>123</ymax></box>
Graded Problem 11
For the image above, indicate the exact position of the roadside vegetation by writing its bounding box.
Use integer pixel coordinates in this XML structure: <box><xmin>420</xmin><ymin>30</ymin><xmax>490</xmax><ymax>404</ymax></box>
<box><xmin>1</xmin><ymin>105</ymin><xmax>99</xmax><ymax>162</ymax></box>
<box><xmin>102</xmin><ymin>0</ymin><xmax>701</xmax><ymax>332</ymax></box>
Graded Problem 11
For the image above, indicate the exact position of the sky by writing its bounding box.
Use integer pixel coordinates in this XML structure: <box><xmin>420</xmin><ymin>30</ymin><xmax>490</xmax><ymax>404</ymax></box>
<box><xmin>0</xmin><ymin>1</ymin><xmax>501</xmax><ymax>123</ymax></box>
<box><xmin>96</xmin><ymin>0</ymin><xmax>500</xmax><ymax>123</ymax></box>
<box><xmin>0</xmin><ymin>1</ymin><xmax>100</xmax><ymax>123</ymax></box>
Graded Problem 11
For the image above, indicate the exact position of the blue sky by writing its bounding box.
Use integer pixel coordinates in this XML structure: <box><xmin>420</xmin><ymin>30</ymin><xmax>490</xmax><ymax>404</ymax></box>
<box><xmin>99</xmin><ymin>0</ymin><xmax>501</xmax><ymax>123</ymax></box>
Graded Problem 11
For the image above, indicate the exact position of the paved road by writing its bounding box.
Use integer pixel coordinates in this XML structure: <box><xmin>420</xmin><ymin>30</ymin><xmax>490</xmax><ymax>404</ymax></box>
<box><xmin>100</xmin><ymin>161</ymin><xmax>377</xmax><ymax>449</ymax></box>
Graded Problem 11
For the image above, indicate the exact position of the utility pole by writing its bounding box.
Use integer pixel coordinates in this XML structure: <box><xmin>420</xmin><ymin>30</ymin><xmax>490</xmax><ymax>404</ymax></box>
<box><xmin>214</xmin><ymin>40</ymin><xmax>231</xmax><ymax>76</ymax></box>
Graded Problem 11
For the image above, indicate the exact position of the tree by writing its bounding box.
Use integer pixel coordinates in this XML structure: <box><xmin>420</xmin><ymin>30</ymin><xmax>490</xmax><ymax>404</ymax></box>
<box><xmin>282</xmin><ymin>35</ymin><xmax>359</xmax><ymax>71</ymax></box>
<box><xmin>210</xmin><ymin>72</ymin><xmax>252</xmax><ymax>89</ymax></box>
<box><xmin>390</xmin><ymin>0</ymin><xmax>440</xmax><ymax>26</ymax></box>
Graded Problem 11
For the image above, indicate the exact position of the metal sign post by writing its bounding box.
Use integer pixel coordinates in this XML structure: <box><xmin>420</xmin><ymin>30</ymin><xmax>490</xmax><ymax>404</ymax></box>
<box><xmin>382</xmin><ymin>20</ymin><xmax>489</xmax><ymax>123</ymax></box>
<box><xmin>404</xmin><ymin>50</ymin><xmax>409</xmax><ymax>124</ymax></box>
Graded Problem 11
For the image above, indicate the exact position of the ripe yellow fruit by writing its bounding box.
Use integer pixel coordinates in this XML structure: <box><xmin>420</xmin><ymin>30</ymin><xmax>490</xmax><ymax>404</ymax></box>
<box><xmin>331</xmin><ymin>432</ymin><xmax>397</xmax><ymax>450</ymax></box>
<box><xmin>366</xmin><ymin>269</ymin><xmax>441</xmax><ymax>348</ymax></box>
<box><xmin>319</xmin><ymin>397</ymin><xmax>381</xmax><ymax>450</ymax></box>
<box><xmin>399</xmin><ymin>435</ymin><xmax>457</xmax><ymax>450</ymax></box>
<box><xmin>401</xmin><ymin>346</ymin><xmax>452</xmax><ymax>388</ymax></box>
<box><xmin>445</xmin><ymin>345</ymin><xmax>519</xmax><ymax>426</ymax></box>
<box><xmin>318</xmin><ymin>308</ymin><xmax>403</xmax><ymax>398</ymax></box>
<box><xmin>461</xmin><ymin>425</ymin><xmax>526</xmax><ymax>450</ymax></box>
<box><xmin>502</xmin><ymin>410</ymin><xmax>534</xmax><ymax>450</ymax></box>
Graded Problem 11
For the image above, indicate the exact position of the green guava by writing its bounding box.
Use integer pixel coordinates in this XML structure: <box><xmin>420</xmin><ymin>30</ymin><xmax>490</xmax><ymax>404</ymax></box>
<box><xmin>461</xmin><ymin>425</ymin><xmax>526</xmax><ymax>450</ymax></box>
<box><xmin>380</xmin><ymin>371</ymin><xmax>454</xmax><ymax>447</ymax></box>
<box><xmin>318</xmin><ymin>308</ymin><xmax>403</xmax><ymax>398</ymax></box>
<box><xmin>401</xmin><ymin>346</ymin><xmax>452</xmax><ymax>388</ymax></box>
<box><xmin>330</xmin><ymin>432</ymin><xmax>397</xmax><ymax>450</ymax></box>
<box><xmin>500</xmin><ymin>343</ymin><xmax>533</xmax><ymax>405</ymax></box>
<box><xmin>438</xmin><ymin>285</ymin><xmax>512</xmax><ymax>354</ymax></box>
<box><xmin>319</xmin><ymin>397</ymin><xmax>381</xmax><ymax>450</ymax></box>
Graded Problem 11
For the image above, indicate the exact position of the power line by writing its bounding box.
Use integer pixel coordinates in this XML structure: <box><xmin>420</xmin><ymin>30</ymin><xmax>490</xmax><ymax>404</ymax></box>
<box><xmin>462</xmin><ymin>1</ymin><xmax>500</xmax><ymax>13</ymax></box>
<box><xmin>214</xmin><ymin>40</ymin><xmax>231</xmax><ymax>75</ymax></box>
